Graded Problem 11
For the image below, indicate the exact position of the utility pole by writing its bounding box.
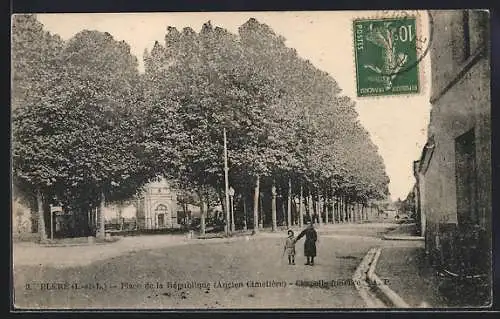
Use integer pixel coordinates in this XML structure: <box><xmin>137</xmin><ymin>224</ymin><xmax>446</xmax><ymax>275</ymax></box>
<box><xmin>223</xmin><ymin>128</ymin><xmax>231</xmax><ymax>236</ymax></box>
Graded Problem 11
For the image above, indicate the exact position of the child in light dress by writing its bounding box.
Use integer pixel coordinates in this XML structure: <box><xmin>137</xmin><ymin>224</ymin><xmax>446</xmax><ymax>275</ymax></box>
<box><xmin>283</xmin><ymin>229</ymin><xmax>296</xmax><ymax>265</ymax></box>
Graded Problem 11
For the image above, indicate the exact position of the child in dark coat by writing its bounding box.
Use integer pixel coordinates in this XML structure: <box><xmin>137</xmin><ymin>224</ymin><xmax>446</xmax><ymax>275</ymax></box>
<box><xmin>283</xmin><ymin>229</ymin><xmax>296</xmax><ymax>265</ymax></box>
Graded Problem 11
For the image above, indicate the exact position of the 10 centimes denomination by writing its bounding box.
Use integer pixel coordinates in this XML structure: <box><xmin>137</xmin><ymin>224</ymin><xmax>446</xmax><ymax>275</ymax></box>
<box><xmin>353</xmin><ymin>11</ymin><xmax>432</xmax><ymax>97</ymax></box>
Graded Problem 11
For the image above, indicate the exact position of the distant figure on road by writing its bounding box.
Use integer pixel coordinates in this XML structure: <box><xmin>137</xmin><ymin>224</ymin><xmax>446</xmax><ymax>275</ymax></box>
<box><xmin>296</xmin><ymin>221</ymin><xmax>318</xmax><ymax>266</ymax></box>
<box><xmin>283</xmin><ymin>229</ymin><xmax>296</xmax><ymax>265</ymax></box>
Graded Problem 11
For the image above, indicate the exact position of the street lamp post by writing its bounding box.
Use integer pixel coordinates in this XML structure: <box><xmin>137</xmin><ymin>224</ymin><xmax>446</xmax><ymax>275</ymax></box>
<box><xmin>229</xmin><ymin>186</ymin><xmax>235</xmax><ymax>232</ymax></box>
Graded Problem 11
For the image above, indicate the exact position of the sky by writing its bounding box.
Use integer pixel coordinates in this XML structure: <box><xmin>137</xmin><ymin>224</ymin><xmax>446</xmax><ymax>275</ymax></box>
<box><xmin>36</xmin><ymin>11</ymin><xmax>432</xmax><ymax>201</ymax></box>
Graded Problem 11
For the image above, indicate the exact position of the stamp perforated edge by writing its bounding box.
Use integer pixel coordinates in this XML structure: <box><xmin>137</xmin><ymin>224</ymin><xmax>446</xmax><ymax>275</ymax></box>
<box><xmin>351</xmin><ymin>10</ymin><xmax>429</xmax><ymax>100</ymax></box>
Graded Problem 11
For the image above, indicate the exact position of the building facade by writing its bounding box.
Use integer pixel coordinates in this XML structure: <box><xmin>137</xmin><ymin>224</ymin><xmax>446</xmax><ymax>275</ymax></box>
<box><xmin>412</xmin><ymin>160</ymin><xmax>425</xmax><ymax>236</ymax></box>
<box><xmin>17</xmin><ymin>178</ymin><xmax>184</xmax><ymax>238</ymax></box>
<box><xmin>136</xmin><ymin>178</ymin><xmax>181</xmax><ymax>230</ymax></box>
<box><xmin>12</xmin><ymin>199</ymin><xmax>32</xmax><ymax>236</ymax></box>
<box><xmin>415</xmin><ymin>10</ymin><xmax>490</xmax><ymax>278</ymax></box>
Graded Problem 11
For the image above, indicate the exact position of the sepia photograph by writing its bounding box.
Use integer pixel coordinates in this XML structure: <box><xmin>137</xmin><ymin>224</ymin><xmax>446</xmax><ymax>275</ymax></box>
<box><xmin>11</xmin><ymin>10</ymin><xmax>492</xmax><ymax>310</ymax></box>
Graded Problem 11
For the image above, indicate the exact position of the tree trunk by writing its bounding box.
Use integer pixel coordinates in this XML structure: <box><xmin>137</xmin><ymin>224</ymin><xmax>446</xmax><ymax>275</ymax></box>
<box><xmin>351</xmin><ymin>203</ymin><xmax>354</xmax><ymax>223</ymax></box>
<box><xmin>331</xmin><ymin>190</ymin><xmax>335</xmax><ymax>224</ymax></box>
<box><xmin>344</xmin><ymin>197</ymin><xmax>348</xmax><ymax>222</ymax></box>
<box><xmin>350</xmin><ymin>202</ymin><xmax>354</xmax><ymax>223</ymax></box>
<box><xmin>287</xmin><ymin>178</ymin><xmax>292</xmax><ymax>227</ymax></box>
<box><xmin>317</xmin><ymin>191</ymin><xmax>322</xmax><ymax>226</ymax></box>
<box><xmin>317</xmin><ymin>192</ymin><xmax>322</xmax><ymax>226</ymax></box>
<box><xmin>271</xmin><ymin>180</ymin><xmax>277</xmax><ymax>232</ymax></box>
<box><xmin>299</xmin><ymin>183</ymin><xmax>304</xmax><ymax>228</ymax></box>
<box><xmin>352</xmin><ymin>202</ymin><xmax>356</xmax><ymax>222</ymax></box>
<box><xmin>353</xmin><ymin>202</ymin><xmax>357</xmax><ymax>223</ymax></box>
<box><xmin>281</xmin><ymin>195</ymin><xmax>286</xmax><ymax>227</ymax></box>
<box><xmin>339</xmin><ymin>195</ymin><xmax>345</xmax><ymax>223</ymax></box>
<box><xmin>360</xmin><ymin>203</ymin><xmax>364</xmax><ymax>221</ymax></box>
<box><xmin>219</xmin><ymin>191</ymin><xmax>226</xmax><ymax>223</ymax></box>
<box><xmin>200</xmin><ymin>196</ymin><xmax>207</xmax><ymax>236</ymax></box>
<box><xmin>92</xmin><ymin>207</ymin><xmax>97</xmax><ymax>234</ymax></box>
<box><xmin>340</xmin><ymin>196</ymin><xmax>344</xmax><ymax>222</ymax></box>
<box><xmin>323</xmin><ymin>190</ymin><xmax>328</xmax><ymax>224</ymax></box>
<box><xmin>253</xmin><ymin>176</ymin><xmax>260</xmax><ymax>233</ymax></box>
<box><xmin>259</xmin><ymin>191</ymin><xmax>264</xmax><ymax>228</ymax></box>
<box><xmin>345</xmin><ymin>198</ymin><xmax>349</xmax><ymax>223</ymax></box>
<box><xmin>336</xmin><ymin>196</ymin><xmax>342</xmax><ymax>223</ymax></box>
<box><xmin>352</xmin><ymin>202</ymin><xmax>356</xmax><ymax>223</ymax></box>
<box><xmin>242</xmin><ymin>195</ymin><xmax>247</xmax><ymax>231</ymax></box>
<box><xmin>98</xmin><ymin>191</ymin><xmax>106</xmax><ymax>239</ymax></box>
<box><xmin>335</xmin><ymin>195</ymin><xmax>338</xmax><ymax>223</ymax></box>
<box><xmin>87</xmin><ymin>209</ymin><xmax>92</xmax><ymax>234</ymax></box>
<box><xmin>182</xmin><ymin>200</ymin><xmax>188</xmax><ymax>225</ymax></box>
<box><xmin>334</xmin><ymin>196</ymin><xmax>338</xmax><ymax>224</ymax></box>
<box><xmin>331</xmin><ymin>192</ymin><xmax>337</xmax><ymax>224</ymax></box>
<box><xmin>36</xmin><ymin>190</ymin><xmax>47</xmax><ymax>241</ymax></box>
<box><xmin>308</xmin><ymin>193</ymin><xmax>314</xmax><ymax>223</ymax></box>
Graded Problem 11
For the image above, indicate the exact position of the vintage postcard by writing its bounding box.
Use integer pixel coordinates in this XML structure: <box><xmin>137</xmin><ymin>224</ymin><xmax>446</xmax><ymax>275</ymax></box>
<box><xmin>11</xmin><ymin>10</ymin><xmax>491</xmax><ymax>310</ymax></box>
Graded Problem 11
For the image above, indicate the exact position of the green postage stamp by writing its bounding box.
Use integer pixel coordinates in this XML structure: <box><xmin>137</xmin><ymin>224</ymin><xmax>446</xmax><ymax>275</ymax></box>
<box><xmin>354</xmin><ymin>16</ymin><xmax>420</xmax><ymax>97</ymax></box>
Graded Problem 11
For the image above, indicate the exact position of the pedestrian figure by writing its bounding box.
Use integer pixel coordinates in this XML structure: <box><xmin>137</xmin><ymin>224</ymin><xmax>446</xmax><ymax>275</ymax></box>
<box><xmin>296</xmin><ymin>221</ymin><xmax>318</xmax><ymax>266</ymax></box>
<box><xmin>283</xmin><ymin>229</ymin><xmax>296</xmax><ymax>265</ymax></box>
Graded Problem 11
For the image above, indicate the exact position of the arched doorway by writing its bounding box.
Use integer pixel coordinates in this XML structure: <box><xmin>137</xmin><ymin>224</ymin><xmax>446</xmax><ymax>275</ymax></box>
<box><xmin>155</xmin><ymin>204</ymin><xmax>168</xmax><ymax>228</ymax></box>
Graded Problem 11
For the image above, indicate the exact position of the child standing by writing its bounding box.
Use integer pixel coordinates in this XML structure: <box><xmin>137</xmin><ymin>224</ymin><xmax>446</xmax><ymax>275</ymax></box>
<box><xmin>283</xmin><ymin>230</ymin><xmax>296</xmax><ymax>265</ymax></box>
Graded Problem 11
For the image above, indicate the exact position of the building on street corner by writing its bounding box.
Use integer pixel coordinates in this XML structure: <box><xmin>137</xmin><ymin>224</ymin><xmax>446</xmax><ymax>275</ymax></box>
<box><xmin>411</xmin><ymin>162</ymin><xmax>425</xmax><ymax>236</ymax></box>
<box><xmin>413</xmin><ymin>9</ymin><xmax>491</xmax><ymax>288</ymax></box>
<box><xmin>136</xmin><ymin>178</ymin><xmax>181</xmax><ymax>230</ymax></box>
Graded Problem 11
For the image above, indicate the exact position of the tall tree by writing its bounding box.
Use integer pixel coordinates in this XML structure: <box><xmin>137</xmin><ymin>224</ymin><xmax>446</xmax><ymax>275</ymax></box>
<box><xmin>12</xmin><ymin>23</ymin><xmax>154</xmax><ymax>237</ymax></box>
<box><xmin>12</xmin><ymin>14</ymin><xmax>64</xmax><ymax>240</ymax></box>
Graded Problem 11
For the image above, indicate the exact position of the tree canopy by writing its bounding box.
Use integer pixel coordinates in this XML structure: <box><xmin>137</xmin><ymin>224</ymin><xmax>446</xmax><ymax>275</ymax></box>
<box><xmin>142</xmin><ymin>18</ymin><xmax>389</xmax><ymax>201</ymax></box>
<box><xmin>12</xmin><ymin>16</ymin><xmax>156</xmax><ymax>218</ymax></box>
<box><xmin>12</xmin><ymin>15</ymin><xmax>390</xmax><ymax>235</ymax></box>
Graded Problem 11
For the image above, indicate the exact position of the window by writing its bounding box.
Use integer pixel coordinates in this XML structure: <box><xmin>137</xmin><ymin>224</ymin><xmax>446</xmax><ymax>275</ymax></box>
<box><xmin>455</xmin><ymin>128</ymin><xmax>478</xmax><ymax>226</ymax></box>
<box><xmin>462</xmin><ymin>9</ymin><xmax>489</xmax><ymax>61</ymax></box>
<box><xmin>469</xmin><ymin>10</ymin><xmax>489</xmax><ymax>54</ymax></box>
<box><xmin>463</xmin><ymin>10</ymin><xmax>471</xmax><ymax>60</ymax></box>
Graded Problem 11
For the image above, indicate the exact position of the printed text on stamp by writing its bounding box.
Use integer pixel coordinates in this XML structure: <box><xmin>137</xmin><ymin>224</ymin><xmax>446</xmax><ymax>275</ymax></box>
<box><xmin>354</xmin><ymin>17</ymin><xmax>419</xmax><ymax>97</ymax></box>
